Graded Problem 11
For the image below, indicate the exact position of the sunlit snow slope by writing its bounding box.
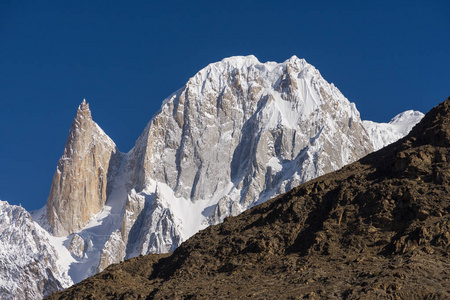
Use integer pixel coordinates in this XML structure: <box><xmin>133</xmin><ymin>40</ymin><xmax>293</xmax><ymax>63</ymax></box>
<box><xmin>363</xmin><ymin>110</ymin><xmax>424</xmax><ymax>150</ymax></box>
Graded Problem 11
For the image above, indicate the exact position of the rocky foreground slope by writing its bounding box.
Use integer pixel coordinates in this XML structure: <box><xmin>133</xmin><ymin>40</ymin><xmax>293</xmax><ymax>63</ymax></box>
<box><xmin>48</xmin><ymin>98</ymin><xmax>450</xmax><ymax>299</ymax></box>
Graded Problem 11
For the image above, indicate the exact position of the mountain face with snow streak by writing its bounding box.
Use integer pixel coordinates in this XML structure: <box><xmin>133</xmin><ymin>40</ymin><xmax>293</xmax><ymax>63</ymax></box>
<box><xmin>0</xmin><ymin>201</ymin><xmax>73</xmax><ymax>299</ymax></box>
<box><xmin>2</xmin><ymin>56</ymin><xmax>423</xmax><ymax>295</ymax></box>
<box><xmin>363</xmin><ymin>110</ymin><xmax>424</xmax><ymax>150</ymax></box>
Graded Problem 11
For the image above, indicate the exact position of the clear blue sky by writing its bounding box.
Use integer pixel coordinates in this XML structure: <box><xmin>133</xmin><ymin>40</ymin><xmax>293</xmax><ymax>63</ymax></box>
<box><xmin>1</xmin><ymin>0</ymin><xmax>449</xmax><ymax>210</ymax></box>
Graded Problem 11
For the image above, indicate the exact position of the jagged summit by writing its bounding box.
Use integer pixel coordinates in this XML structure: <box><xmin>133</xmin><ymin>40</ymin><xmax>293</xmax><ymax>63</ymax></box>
<box><xmin>218</xmin><ymin>54</ymin><xmax>260</xmax><ymax>65</ymax></box>
<box><xmin>48</xmin><ymin>98</ymin><xmax>449</xmax><ymax>299</ymax></box>
<box><xmin>210</xmin><ymin>55</ymin><xmax>307</xmax><ymax>68</ymax></box>
<box><xmin>78</xmin><ymin>99</ymin><xmax>89</xmax><ymax>111</ymax></box>
<box><xmin>45</xmin><ymin>100</ymin><xmax>119</xmax><ymax>236</ymax></box>
<box><xmin>192</xmin><ymin>55</ymin><xmax>313</xmax><ymax>88</ymax></box>
<box><xmin>71</xmin><ymin>99</ymin><xmax>92</xmax><ymax>133</ymax></box>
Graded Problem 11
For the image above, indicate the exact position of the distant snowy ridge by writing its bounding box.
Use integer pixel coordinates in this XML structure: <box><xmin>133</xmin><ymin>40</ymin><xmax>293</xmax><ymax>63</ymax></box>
<box><xmin>0</xmin><ymin>201</ymin><xmax>73</xmax><ymax>299</ymax></box>
<box><xmin>363</xmin><ymin>110</ymin><xmax>424</xmax><ymax>150</ymax></box>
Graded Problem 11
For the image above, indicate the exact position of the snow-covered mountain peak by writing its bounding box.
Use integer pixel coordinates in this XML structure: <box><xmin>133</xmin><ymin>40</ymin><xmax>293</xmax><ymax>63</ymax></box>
<box><xmin>220</xmin><ymin>54</ymin><xmax>260</xmax><ymax>65</ymax></box>
<box><xmin>188</xmin><ymin>55</ymin><xmax>318</xmax><ymax>88</ymax></box>
<box><xmin>195</xmin><ymin>55</ymin><xmax>260</xmax><ymax>78</ymax></box>
<box><xmin>120</xmin><ymin>55</ymin><xmax>376</xmax><ymax>261</ymax></box>
<box><xmin>362</xmin><ymin>110</ymin><xmax>424</xmax><ymax>151</ymax></box>
<box><xmin>284</xmin><ymin>55</ymin><xmax>309</xmax><ymax>70</ymax></box>
<box><xmin>389</xmin><ymin>110</ymin><xmax>424</xmax><ymax>128</ymax></box>
<box><xmin>387</xmin><ymin>110</ymin><xmax>424</xmax><ymax>139</ymax></box>
<box><xmin>173</xmin><ymin>56</ymin><xmax>345</xmax><ymax>130</ymax></box>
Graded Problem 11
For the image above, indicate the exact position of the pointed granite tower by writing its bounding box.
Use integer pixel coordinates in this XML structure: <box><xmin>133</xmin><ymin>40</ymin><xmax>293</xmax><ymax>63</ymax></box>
<box><xmin>46</xmin><ymin>100</ymin><xmax>119</xmax><ymax>236</ymax></box>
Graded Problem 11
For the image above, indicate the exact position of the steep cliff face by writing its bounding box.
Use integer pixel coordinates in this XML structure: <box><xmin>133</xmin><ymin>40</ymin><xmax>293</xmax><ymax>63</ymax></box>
<box><xmin>0</xmin><ymin>201</ymin><xmax>73</xmax><ymax>299</ymax></box>
<box><xmin>46</xmin><ymin>100</ymin><xmax>120</xmax><ymax>236</ymax></box>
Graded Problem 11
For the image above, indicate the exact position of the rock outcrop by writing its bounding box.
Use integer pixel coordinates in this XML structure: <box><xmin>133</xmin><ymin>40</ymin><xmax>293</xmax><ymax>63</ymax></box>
<box><xmin>46</xmin><ymin>100</ymin><xmax>120</xmax><ymax>236</ymax></box>
<box><xmin>68</xmin><ymin>234</ymin><xmax>86</xmax><ymax>259</ymax></box>
<box><xmin>96</xmin><ymin>230</ymin><xmax>126</xmax><ymax>273</ymax></box>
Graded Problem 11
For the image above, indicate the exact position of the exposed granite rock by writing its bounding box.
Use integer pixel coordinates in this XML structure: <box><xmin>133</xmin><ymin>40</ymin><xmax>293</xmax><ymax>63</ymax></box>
<box><xmin>96</xmin><ymin>230</ymin><xmax>126</xmax><ymax>273</ymax></box>
<box><xmin>46</xmin><ymin>100</ymin><xmax>120</xmax><ymax>236</ymax></box>
<box><xmin>68</xmin><ymin>234</ymin><xmax>85</xmax><ymax>259</ymax></box>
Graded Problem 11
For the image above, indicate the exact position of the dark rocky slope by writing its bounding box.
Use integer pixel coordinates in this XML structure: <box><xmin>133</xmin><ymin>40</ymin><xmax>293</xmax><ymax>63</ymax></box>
<box><xmin>48</xmin><ymin>98</ymin><xmax>450</xmax><ymax>299</ymax></box>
